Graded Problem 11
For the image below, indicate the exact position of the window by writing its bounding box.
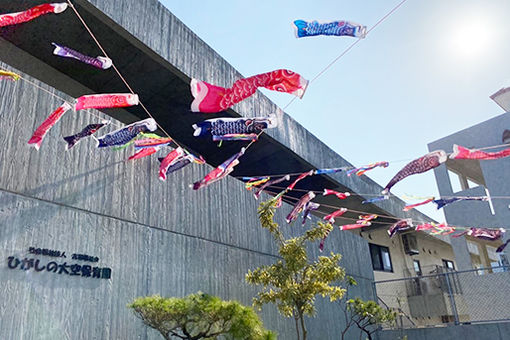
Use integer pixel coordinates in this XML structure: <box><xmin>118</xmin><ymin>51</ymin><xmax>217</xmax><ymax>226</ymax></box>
<box><xmin>447</xmin><ymin>169</ymin><xmax>463</xmax><ymax>193</ymax></box>
<box><xmin>369</xmin><ymin>243</ymin><xmax>393</xmax><ymax>272</ymax></box>
<box><xmin>442</xmin><ymin>259</ymin><xmax>455</xmax><ymax>271</ymax></box>
<box><xmin>413</xmin><ymin>260</ymin><xmax>422</xmax><ymax>276</ymax></box>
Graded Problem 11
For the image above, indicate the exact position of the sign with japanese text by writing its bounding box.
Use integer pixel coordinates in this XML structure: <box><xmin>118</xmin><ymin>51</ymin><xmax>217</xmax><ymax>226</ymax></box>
<box><xmin>6</xmin><ymin>247</ymin><xmax>111</xmax><ymax>280</ymax></box>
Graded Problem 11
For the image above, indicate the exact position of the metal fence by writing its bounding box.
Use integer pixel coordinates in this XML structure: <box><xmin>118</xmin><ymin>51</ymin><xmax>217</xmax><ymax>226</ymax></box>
<box><xmin>373</xmin><ymin>266</ymin><xmax>510</xmax><ymax>329</ymax></box>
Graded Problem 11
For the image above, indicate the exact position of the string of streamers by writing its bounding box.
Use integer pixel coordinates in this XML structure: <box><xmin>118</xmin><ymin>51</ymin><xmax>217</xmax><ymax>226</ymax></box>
<box><xmin>265</xmin><ymin>188</ymin><xmax>508</xmax><ymax>253</ymax></box>
<box><xmin>5</xmin><ymin>1</ymin><xmax>510</xmax><ymax>250</ymax></box>
<box><xmin>65</xmin><ymin>0</ymin><xmax>186</xmax><ymax>152</ymax></box>
<box><xmin>262</xmin><ymin>183</ymin><xmax>510</xmax><ymax>207</ymax></box>
<box><xmin>261</xmin><ymin>187</ymin><xmax>510</xmax><ymax>235</ymax></box>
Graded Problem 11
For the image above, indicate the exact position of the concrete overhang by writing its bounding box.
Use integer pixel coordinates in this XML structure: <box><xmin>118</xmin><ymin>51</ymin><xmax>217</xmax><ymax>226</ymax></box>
<box><xmin>0</xmin><ymin>0</ymin><xmax>434</xmax><ymax>229</ymax></box>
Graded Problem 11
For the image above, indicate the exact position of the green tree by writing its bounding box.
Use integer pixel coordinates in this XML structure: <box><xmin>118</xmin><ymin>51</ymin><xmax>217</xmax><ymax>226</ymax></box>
<box><xmin>246</xmin><ymin>199</ymin><xmax>346</xmax><ymax>340</ymax></box>
<box><xmin>128</xmin><ymin>292</ymin><xmax>276</xmax><ymax>340</ymax></box>
<box><xmin>339</xmin><ymin>278</ymin><xmax>397</xmax><ymax>340</ymax></box>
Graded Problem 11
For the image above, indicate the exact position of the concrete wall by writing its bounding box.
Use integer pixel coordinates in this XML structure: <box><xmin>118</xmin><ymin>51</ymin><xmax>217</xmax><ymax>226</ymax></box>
<box><xmin>0</xmin><ymin>40</ymin><xmax>373</xmax><ymax>340</ymax></box>
<box><xmin>377</xmin><ymin>322</ymin><xmax>510</xmax><ymax>340</ymax></box>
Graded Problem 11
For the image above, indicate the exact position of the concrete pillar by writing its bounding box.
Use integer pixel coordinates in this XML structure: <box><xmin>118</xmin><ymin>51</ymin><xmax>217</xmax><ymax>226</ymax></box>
<box><xmin>450</xmin><ymin>236</ymin><xmax>473</xmax><ymax>271</ymax></box>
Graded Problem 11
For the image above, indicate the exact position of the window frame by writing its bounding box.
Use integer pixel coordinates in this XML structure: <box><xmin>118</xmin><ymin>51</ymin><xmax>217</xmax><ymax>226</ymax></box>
<box><xmin>369</xmin><ymin>243</ymin><xmax>393</xmax><ymax>273</ymax></box>
<box><xmin>442</xmin><ymin>259</ymin><xmax>455</xmax><ymax>271</ymax></box>
<box><xmin>413</xmin><ymin>259</ymin><xmax>422</xmax><ymax>276</ymax></box>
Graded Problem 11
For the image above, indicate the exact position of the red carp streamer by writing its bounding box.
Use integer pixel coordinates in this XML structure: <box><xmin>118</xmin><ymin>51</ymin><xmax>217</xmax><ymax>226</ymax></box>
<box><xmin>0</xmin><ymin>3</ymin><xmax>67</xmax><ymax>27</ymax></box>
<box><xmin>75</xmin><ymin>93</ymin><xmax>139</xmax><ymax>111</ymax></box>
<box><xmin>28</xmin><ymin>102</ymin><xmax>72</xmax><ymax>150</ymax></box>
<box><xmin>191</xmin><ymin>69</ymin><xmax>308</xmax><ymax>113</ymax></box>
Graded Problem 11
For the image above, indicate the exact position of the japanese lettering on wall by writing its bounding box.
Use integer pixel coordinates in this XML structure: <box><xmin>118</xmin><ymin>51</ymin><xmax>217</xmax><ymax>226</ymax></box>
<box><xmin>6</xmin><ymin>247</ymin><xmax>111</xmax><ymax>280</ymax></box>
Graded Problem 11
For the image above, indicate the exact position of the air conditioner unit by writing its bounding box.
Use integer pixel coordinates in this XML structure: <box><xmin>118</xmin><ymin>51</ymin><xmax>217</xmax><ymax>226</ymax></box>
<box><xmin>402</xmin><ymin>234</ymin><xmax>419</xmax><ymax>255</ymax></box>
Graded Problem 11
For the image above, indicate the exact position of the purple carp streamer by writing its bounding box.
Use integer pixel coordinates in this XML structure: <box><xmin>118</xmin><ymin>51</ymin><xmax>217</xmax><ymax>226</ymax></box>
<box><xmin>286</xmin><ymin>191</ymin><xmax>316</xmax><ymax>224</ymax></box>
<box><xmin>52</xmin><ymin>43</ymin><xmax>112</xmax><ymax>69</ymax></box>
<box><xmin>193</xmin><ymin>115</ymin><xmax>276</xmax><ymax>141</ymax></box>
<box><xmin>453</xmin><ymin>227</ymin><xmax>509</xmax><ymax>253</ymax></box>
<box><xmin>388</xmin><ymin>219</ymin><xmax>413</xmax><ymax>238</ymax></box>
<box><xmin>433</xmin><ymin>196</ymin><xmax>488</xmax><ymax>209</ymax></box>
<box><xmin>382</xmin><ymin>150</ymin><xmax>447</xmax><ymax>194</ymax></box>
<box><xmin>63</xmin><ymin>122</ymin><xmax>108</xmax><ymax>149</ymax></box>
<box><xmin>96</xmin><ymin>118</ymin><xmax>157</xmax><ymax>148</ymax></box>
<box><xmin>302</xmin><ymin>202</ymin><xmax>320</xmax><ymax>225</ymax></box>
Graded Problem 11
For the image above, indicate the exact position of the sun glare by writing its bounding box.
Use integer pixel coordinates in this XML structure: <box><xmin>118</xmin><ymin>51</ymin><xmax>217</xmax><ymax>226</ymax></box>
<box><xmin>448</xmin><ymin>13</ymin><xmax>494</xmax><ymax>60</ymax></box>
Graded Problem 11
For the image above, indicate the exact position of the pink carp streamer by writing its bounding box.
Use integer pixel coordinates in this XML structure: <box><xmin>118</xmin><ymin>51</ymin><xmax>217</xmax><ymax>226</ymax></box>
<box><xmin>450</xmin><ymin>144</ymin><xmax>510</xmax><ymax>160</ymax></box>
<box><xmin>0</xmin><ymin>3</ymin><xmax>68</xmax><ymax>27</ymax></box>
<box><xmin>134</xmin><ymin>136</ymin><xmax>173</xmax><ymax>149</ymax></box>
<box><xmin>286</xmin><ymin>191</ymin><xmax>316</xmax><ymax>223</ymax></box>
<box><xmin>193</xmin><ymin>148</ymin><xmax>245</xmax><ymax>190</ymax></box>
<box><xmin>323</xmin><ymin>189</ymin><xmax>350</xmax><ymax>200</ymax></box>
<box><xmin>346</xmin><ymin>161</ymin><xmax>389</xmax><ymax>176</ymax></box>
<box><xmin>323</xmin><ymin>208</ymin><xmax>347</xmax><ymax>224</ymax></box>
<box><xmin>159</xmin><ymin>147</ymin><xmax>185</xmax><ymax>181</ymax></box>
<box><xmin>403</xmin><ymin>197</ymin><xmax>434</xmax><ymax>212</ymax></box>
<box><xmin>338</xmin><ymin>214</ymin><xmax>377</xmax><ymax>231</ymax></box>
<box><xmin>75</xmin><ymin>93</ymin><xmax>139</xmax><ymax>111</ymax></box>
<box><xmin>287</xmin><ymin>170</ymin><xmax>314</xmax><ymax>191</ymax></box>
<box><xmin>28</xmin><ymin>102</ymin><xmax>72</xmax><ymax>150</ymax></box>
<box><xmin>319</xmin><ymin>210</ymin><xmax>348</xmax><ymax>251</ymax></box>
<box><xmin>190</xmin><ymin>69</ymin><xmax>308</xmax><ymax>113</ymax></box>
<box><xmin>128</xmin><ymin>147</ymin><xmax>158</xmax><ymax>161</ymax></box>
<box><xmin>415</xmin><ymin>223</ymin><xmax>455</xmax><ymax>235</ymax></box>
<box><xmin>320</xmin><ymin>212</ymin><xmax>375</xmax><ymax>250</ymax></box>
<box><xmin>382</xmin><ymin>150</ymin><xmax>447</xmax><ymax>194</ymax></box>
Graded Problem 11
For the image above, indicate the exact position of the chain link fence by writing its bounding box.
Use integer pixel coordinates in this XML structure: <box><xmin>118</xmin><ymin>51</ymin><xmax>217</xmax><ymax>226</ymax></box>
<box><xmin>373</xmin><ymin>266</ymin><xmax>510</xmax><ymax>329</ymax></box>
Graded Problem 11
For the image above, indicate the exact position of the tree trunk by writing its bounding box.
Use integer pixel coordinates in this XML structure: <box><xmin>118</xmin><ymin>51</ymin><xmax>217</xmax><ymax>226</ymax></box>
<box><xmin>299</xmin><ymin>312</ymin><xmax>307</xmax><ymax>340</ymax></box>
<box><xmin>294</xmin><ymin>316</ymin><xmax>301</xmax><ymax>340</ymax></box>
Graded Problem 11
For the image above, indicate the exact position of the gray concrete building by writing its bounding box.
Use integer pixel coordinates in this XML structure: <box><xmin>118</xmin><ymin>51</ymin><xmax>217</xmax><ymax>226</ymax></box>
<box><xmin>428</xmin><ymin>110</ymin><xmax>510</xmax><ymax>271</ymax></box>
<box><xmin>0</xmin><ymin>0</ymin><xmax>434</xmax><ymax>339</ymax></box>
<box><xmin>427</xmin><ymin>102</ymin><xmax>510</xmax><ymax>327</ymax></box>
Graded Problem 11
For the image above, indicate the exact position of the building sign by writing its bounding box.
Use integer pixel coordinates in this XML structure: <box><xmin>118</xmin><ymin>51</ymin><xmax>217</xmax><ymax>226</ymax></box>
<box><xmin>6</xmin><ymin>247</ymin><xmax>111</xmax><ymax>279</ymax></box>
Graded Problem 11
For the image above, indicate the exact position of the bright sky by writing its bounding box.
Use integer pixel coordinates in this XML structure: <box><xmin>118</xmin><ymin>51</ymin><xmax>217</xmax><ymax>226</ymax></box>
<box><xmin>160</xmin><ymin>0</ymin><xmax>510</xmax><ymax>221</ymax></box>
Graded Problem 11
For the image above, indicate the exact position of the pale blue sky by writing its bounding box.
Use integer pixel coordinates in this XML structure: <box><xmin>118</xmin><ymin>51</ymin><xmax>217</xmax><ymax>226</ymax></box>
<box><xmin>161</xmin><ymin>0</ymin><xmax>510</xmax><ymax>221</ymax></box>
